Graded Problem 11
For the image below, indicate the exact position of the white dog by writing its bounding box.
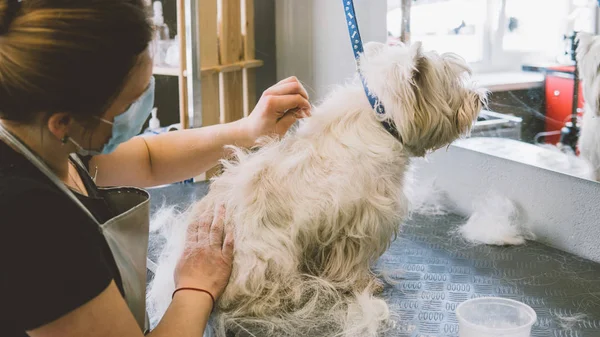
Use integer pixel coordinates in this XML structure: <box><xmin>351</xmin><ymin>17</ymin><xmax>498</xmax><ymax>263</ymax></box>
<box><xmin>577</xmin><ymin>32</ymin><xmax>600</xmax><ymax>181</ymax></box>
<box><xmin>148</xmin><ymin>41</ymin><xmax>486</xmax><ymax>337</ymax></box>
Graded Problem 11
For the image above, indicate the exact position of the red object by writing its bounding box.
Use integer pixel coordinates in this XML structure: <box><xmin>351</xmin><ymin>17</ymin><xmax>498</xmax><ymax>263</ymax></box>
<box><xmin>544</xmin><ymin>65</ymin><xmax>584</xmax><ymax>144</ymax></box>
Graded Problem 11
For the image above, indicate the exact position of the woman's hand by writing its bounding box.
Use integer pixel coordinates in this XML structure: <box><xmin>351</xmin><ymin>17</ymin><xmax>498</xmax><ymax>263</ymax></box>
<box><xmin>240</xmin><ymin>76</ymin><xmax>312</xmax><ymax>145</ymax></box>
<box><xmin>174</xmin><ymin>206</ymin><xmax>234</xmax><ymax>300</ymax></box>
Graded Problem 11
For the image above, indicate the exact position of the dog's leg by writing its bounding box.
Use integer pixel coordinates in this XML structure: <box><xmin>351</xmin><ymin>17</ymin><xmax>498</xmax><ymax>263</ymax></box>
<box><xmin>309</xmin><ymin>200</ymin><xmax>398</xmax><ymax>295</ymax></box>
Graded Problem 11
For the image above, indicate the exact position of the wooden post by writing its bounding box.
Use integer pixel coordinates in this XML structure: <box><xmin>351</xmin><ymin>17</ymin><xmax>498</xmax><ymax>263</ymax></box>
<box><xmin>199</xmin><ymin>0</ymin><xmax>222</xmax><ymax>178</ymax></box>
<box><xmin>176</xmin><ymin>0</ymin><xmax>189</xmax><ymax>129</ymax></box>
<box><xmin>400</xmin><ymin>0</ymin><xmax>411</xmax><ymax>44</ymax></box>
<box><xmin>199</xmin><ymin>0</ymin><xmax>221</xmax><ymax>127</ymax></box>
<box><xmin>219</xmin><ymin>0</ymin><xmax>244</xmax><ymax>123</ymax></box>
<box><xmin>191</xmin><ymin>0</ymin><xmax>263</xmax><ymax>179</ymax></box>
<box><xmin>242</xmin><ymin>0</ymin><xmax>257</xmax><ymax>117</ymax></box>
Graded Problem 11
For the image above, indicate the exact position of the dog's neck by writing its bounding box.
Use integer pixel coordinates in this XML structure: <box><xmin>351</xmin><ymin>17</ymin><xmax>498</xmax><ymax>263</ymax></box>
<box><xmin>297</xmin><ymin>86</ymin><xmax>404</xmax><ymax>146</ymax></box>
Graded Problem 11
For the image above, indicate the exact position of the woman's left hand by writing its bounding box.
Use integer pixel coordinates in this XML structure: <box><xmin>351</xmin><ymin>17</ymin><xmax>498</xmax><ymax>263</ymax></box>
<box><xmin>239</xmin><ymin>76</ymin><xmax>312</xmax><ymax>145</ymax></box>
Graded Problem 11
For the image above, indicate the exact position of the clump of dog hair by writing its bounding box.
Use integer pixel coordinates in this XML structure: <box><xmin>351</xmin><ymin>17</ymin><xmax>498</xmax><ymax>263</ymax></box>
<box><xmin>456</xmin><ymin>192</ymin><xmax>535</xmax><ymax>246</ymax></box>
<box><xmin>555</xmin><ymin>312</ymin><xmax>587</xmax><ymax>331</ymax></box>
<box><xmin>403</xmin><ymin>160</ymin><xmax>452</xmax><ymax>216</ymax></box>
<box><xmin>147</xmin><ymin>206</ymin><xmax>189</xmax><ymax>329</ymax></box>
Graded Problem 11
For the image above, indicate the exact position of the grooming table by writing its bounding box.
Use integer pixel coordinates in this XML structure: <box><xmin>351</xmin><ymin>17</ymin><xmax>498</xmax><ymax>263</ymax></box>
<box><xmin>147</xmin><ymin>182</ymin><xmax>600</xmax><ymax>337</ymax></box>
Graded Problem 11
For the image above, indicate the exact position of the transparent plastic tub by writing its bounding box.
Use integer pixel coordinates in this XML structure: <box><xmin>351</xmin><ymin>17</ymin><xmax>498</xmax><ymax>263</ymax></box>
<box><xmin>456</xmin><ymin>297</ymin><xmax>537</xmax><ymax>337</ymax></box>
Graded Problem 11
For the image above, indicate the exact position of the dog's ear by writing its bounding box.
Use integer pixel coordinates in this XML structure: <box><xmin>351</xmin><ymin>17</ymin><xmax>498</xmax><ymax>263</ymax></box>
<box><xmin>409</xmin><ymin>42</ymin><xmax>424</xmax><ymax>80</ymax></box>
<box><xmin>363</xmin><ymin>42</ymin><xmax>387</xmax><ymax>59</ymax></box>
<box><xmin>409</xmin><ymin>41</ymin><xmax>423</xmax><ymax>60</ymax></box>
<box><xmin>359</xmin><ymin>41</ymin><xmax>419</xmax><ymax>104</ymax></box>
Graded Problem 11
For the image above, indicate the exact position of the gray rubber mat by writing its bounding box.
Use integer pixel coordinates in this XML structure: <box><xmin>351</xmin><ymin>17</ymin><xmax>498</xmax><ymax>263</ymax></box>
<box><xmin>380</xmin><ymin>213</ymin><xmax>600</xmax><ymax>336</ymax></box>
<box><xmin>148</xmin><ymin>183</ymin><xmax>600</xmax><ymax>336</ymax></box>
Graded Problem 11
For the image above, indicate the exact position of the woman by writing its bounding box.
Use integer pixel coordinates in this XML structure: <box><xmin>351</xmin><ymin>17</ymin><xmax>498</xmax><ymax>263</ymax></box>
<box><xmin>0</xmin><ymin>1</ymin><xmax>310</xmax><ymax>336</ymax></box>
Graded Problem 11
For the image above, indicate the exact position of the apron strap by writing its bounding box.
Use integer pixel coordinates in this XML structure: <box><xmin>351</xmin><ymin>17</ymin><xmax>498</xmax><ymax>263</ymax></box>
<box><xmin>146</xmin><ymin>258</ymin><xmax>158</xmax><ymax>274</ymax></box>
<box><xmin>70</xmin><ymin>153</ymin><xmax>87</xmax><ymax>171</ymax></box>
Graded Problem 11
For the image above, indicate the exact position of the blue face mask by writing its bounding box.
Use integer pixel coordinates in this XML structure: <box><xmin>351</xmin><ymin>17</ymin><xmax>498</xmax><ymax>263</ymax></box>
<box><xmin>71</xmin><ymin>76</ymin><xmax>156</xmax><ymax>156</ymax></box>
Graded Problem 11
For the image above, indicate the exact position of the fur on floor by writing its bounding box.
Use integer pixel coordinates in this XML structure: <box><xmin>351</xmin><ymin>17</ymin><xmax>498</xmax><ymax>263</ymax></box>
<box><xmin>147</xmin><ymin>41</ymin><xmax>486</xmax><ymax>337</ymax></box>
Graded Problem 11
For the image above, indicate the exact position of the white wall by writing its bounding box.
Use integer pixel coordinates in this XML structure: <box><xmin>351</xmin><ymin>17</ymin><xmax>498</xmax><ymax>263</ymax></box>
<box><xmin>416</xmin><ymin>144</ymin><xmax>600</xmax><ymax>263</ymax></box>
<box><xmin>276</xmin><ymin>0</ymin><xmax>387</xmax><ymax>101</ymax></box>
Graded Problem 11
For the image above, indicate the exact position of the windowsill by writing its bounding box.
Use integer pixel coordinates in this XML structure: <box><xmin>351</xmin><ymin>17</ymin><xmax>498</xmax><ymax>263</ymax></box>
<box><xmin>472</xmin><ymin>71</ymin><xmax>545</xmax><ymax>92</ymax></box>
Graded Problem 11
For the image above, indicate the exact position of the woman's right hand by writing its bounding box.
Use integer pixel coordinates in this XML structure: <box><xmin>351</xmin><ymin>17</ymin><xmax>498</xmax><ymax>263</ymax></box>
<box><xmin>174</xmin><ymin>206</ymin><xmax>234</xmax><ymax>301</ymax></box>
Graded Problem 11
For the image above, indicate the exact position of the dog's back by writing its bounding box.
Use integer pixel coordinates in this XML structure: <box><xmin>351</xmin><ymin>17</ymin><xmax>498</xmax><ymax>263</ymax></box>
<box><xmin>197</xmin><ymin>86</ymin><xmax>409</xmax><ymax>335</ymax></box>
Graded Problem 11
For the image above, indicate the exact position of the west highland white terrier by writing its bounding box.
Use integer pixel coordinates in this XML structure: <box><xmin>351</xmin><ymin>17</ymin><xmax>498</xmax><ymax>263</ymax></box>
<box><xmin>148</xmin><ymin>41</ymin><xmax>487</xmax><ymax>337</ymax></box>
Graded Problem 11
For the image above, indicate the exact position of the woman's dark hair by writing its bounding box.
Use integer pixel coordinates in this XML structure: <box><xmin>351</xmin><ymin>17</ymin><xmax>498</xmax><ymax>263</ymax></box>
<box><xmin>0</xmin><ymin>0</ymin><xmax>153</xmax><ymax>123</ymax></box>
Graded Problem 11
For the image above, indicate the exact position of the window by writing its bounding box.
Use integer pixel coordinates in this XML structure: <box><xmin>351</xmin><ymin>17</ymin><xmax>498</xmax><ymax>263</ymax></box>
<box><xmin>502</xmin><ymin>0</ymin><xmax>568</xmax><ymax>54</ymax></box>
<box><xmin>388</xmin><ymin>0</ymin><xmax>487</xmax><ymax>63</ymax></box>
<box><xmin>387</xmin><ymin>0</ymin><xmax>597</xmax><ymax>73</ymax></box>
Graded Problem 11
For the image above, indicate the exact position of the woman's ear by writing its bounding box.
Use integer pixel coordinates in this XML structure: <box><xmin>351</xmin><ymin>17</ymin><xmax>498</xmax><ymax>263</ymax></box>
<box><xmin>47</xmin><ymin>113</ymin><xmax>72</xmax><ymax>142</ymax></box>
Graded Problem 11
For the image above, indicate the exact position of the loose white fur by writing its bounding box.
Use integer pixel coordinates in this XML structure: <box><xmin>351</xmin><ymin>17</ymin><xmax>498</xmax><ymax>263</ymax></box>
<box><xmin>555</xmin><ymin>313</ymin><xmax>588</xmax><ymax>331</ymax></box>
<box><xmin>576</xmin><ymin>32</ymin><xmax>600</xmax><ymax>181</ymax></box>
<box><xmin>148</xmin><ymin>41</ymin><xmax>486</xmax><ymax>336</ymax></box>
<box><xmin>403</xmin><ymin>158</ymin><xmax>452</xmax><ymax>216</ymax></box>
<box><xmin>457</xmin><ymin>192</ymin><xmax>535</xmax><ymax>246</ymax></box>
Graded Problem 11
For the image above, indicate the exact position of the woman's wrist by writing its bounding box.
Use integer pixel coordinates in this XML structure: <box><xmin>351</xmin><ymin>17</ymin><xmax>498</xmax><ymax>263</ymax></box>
<box><xmin>173</xmin><ymin>287</ymin><xmax>215</xmax><ymax>308</ymax></box>
<box><xmin>172</xmin><ymin>288</ymin><xmax>215</xmax><ymax>314</ymax></box>
<box><xmin>229</xmin><ymin>118</ymin><xmax>255</xmax><ymax>148</ymax></box>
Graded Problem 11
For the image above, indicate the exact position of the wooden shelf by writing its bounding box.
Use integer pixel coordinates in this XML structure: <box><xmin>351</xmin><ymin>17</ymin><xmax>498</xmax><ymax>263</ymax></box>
<box><xmin>200</xmin><ymin>59</ymin><xmax>264</xmax><ymax>75</ymax></box>
<box><xmin>153</xmin><ymin>66</ymin><xmax>180</xmax><ymax>77</ymax></box>
<box><xmin>160</xmin><ymin>0</ymin><xmax>261</xmax><ymax>137</ymax></box>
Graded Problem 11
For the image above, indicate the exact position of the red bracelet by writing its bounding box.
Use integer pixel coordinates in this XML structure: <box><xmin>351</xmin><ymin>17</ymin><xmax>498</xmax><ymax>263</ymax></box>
<box><xmin>172</xmin><ymin>287</ymin><xmax>216</xmax><ymax>310</ymax></box>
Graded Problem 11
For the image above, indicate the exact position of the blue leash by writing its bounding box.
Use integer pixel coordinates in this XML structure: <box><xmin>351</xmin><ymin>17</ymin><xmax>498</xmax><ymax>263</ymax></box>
<box><xmin>343</xmin><ymin>0</ymin><xmax>401</xmax><ymax>141</ymax></box>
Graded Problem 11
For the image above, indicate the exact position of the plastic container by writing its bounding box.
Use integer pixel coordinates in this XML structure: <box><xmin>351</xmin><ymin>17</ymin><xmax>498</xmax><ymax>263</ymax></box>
<box><xmin>152</xmin><ymin>1</ymin><xmax>170</xmax><ymax>40</ymax></box>
<box><xmin>148</xmin><ymin>108</ymin><xmax>160</xmax><ymax>130</ymax></box>
<box><xmin>456</xmin><ymin>297</ymin><xmax>537</xmax><ymax>337</ymax></box>
<box><xmin>151</xmin><ymin>1</ymin><xmax>171</xmax><ymax>67</ymax></box>
<box><xmin>165</xmin><ymin>35</ymin><xmax>180</xmax><ymax>67</ymax></box>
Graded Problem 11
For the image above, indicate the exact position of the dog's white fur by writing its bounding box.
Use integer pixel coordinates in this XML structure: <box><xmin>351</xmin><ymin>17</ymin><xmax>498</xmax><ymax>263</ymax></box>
<box><xmin>456</xmin><ymin>191</ymin><xmax>535</xmax><ymax>246</ymax></box>
<box><xmin>577</xmin><ymin>32</ymin><xmax>600</xmax><ymax>180</ymax></box>
<box><xmin>147</xmin><ymin>41</ymin><xmax>486</xmax><ymax>336</ymax></box>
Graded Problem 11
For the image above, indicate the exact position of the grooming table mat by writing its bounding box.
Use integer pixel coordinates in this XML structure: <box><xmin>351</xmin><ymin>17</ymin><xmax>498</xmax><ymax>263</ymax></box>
<box><xmin>148</xmin><ymin>182</ymin><xmax>600</xmax><ymax>336</ymax></box>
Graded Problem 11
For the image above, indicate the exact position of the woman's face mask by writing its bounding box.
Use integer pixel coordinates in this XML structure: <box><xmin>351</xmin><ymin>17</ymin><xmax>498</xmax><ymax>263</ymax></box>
<box><xmin>70</xmin><ymin>76</ymin><xmax>156</xmax><ymax>156</ymax></box>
